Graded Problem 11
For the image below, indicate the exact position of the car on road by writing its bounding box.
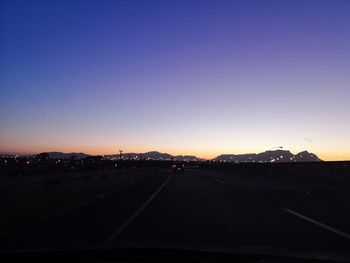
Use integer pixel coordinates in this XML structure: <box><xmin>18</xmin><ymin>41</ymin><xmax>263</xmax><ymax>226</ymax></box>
<box><xmin>171</xmin><ymin>163</ymin><xmax>185</xmax><ymax>173</ymax></box>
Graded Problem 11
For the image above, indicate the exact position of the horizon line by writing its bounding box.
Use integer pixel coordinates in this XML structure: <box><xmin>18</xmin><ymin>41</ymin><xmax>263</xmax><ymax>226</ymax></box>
<box><xmin>0</xmin><ymin>148</ymin><xmax>325</xmax><ymax>160</ymax></box>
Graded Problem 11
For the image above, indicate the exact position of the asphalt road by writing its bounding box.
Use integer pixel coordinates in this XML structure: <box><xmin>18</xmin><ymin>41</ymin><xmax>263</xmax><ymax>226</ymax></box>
<box><xmin>2</xmin><ymin>168</ymin><xmax>350</xmax><ymax>255</ymax></box>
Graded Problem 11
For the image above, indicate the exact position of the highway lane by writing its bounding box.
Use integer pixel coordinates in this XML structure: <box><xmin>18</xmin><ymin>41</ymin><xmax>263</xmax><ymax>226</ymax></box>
<box><xmin>2</xmin><ymin>169</ymin><xmax>350</xmax><ymax>255</ymax></box>
<box><xmin>202</xmin><ymin>170</ymin><xmax>350</xmax><ymax>235</ymax></box>
<box><xmin>1</xmin><ymin>172</ymin><xmax>168</xmax><ymax>250</ymax></box>
<box><xmin>111</xmin><ymin>169</ymin><xmax>350</xmax><ymax>253</ymax></box>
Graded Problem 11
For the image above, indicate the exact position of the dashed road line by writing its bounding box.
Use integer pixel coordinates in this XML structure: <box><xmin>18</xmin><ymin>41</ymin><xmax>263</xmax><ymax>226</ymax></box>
<box><xmin>213</xmin><ymin>178</ymin><xmax>227</xmax><ymax>185</ymax></box>
<box><xmin>284</xmin><ymin>208</ymin><xmax>350</xmax><ymax>240</ymax></box>
<box><xmin>103</xmin><ymin>175</ymin><xmax>172</xmax><ymax>247</ymax></box>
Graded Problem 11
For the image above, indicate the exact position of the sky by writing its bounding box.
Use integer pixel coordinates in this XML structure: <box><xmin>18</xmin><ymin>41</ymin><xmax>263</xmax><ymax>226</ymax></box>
<box><xmin>1</xmin><ymin>0</ymin><xmax>350</xmax><ymax>160</ymax></box>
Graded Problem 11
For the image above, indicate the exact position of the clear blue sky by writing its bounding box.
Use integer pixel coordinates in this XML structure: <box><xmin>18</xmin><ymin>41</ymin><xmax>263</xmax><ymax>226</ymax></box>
<box><xmin>1</xmin><ymin>0</ymin><xmax>350</xmax><ymax>160</ymax></box>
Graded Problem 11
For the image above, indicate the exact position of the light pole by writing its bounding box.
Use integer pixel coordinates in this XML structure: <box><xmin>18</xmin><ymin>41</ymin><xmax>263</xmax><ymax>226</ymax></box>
<box><xmin>268</xmin><ymin>146</ymin><xmax>283</xmax><ymax>162</ymax></box>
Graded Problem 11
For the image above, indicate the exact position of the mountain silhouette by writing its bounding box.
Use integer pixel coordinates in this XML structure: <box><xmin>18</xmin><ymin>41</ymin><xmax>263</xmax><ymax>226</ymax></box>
<box><xmin>214</xmin><ymin>150</ymin><xmax>321</xmax><ymax>163</ymax></box>
<box><xmin>37</xmin><ymin>149</ymin><xmax>321</xmax><ymax>162</ymax></box>
<box><xmin>38</xmin><ymin>152</ymin><xmax>89</xmax><ymax>159</ymax></box>
<box><xmin>105</xmin><ymin>151</ymin><xmax>202</xmax><ymax>161</ymax></box>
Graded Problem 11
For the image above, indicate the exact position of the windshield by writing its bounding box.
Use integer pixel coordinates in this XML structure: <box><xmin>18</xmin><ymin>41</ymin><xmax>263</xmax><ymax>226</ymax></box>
<box><xmin>1</xmin><ymin>0</ymin><xmax>350</xmax><ymax>261</ymax></box>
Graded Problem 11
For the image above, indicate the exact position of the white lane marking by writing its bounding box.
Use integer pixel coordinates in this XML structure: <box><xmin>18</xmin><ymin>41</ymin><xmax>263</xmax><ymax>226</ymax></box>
<box><xmin>284</xmin><ymin>208</ymin><xmax>350</xmax><ymax>240</ymax></box>
<box><xmin>103</xmin><ymin>175</ymin><xmax>172</xmax><ymax>247</ymax></box>
<box><xmin>213</xmin><ymin>179</ymin><xmax>227</xmax><ymax>185</ymax></box>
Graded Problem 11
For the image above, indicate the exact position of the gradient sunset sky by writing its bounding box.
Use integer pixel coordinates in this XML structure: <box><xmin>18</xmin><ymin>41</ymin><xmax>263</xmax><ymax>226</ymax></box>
<box><xmin>1</xmin><ymin>0</ymin><xmax>350</xmax><ymax>160</ymax></box>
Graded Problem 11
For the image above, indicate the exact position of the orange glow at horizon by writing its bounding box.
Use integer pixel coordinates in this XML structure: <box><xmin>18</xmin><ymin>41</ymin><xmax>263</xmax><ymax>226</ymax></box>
<box><xmin>1</xmin><ymin>145</ymin><xmax>349</xmax><ymax>161</ymax></box>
